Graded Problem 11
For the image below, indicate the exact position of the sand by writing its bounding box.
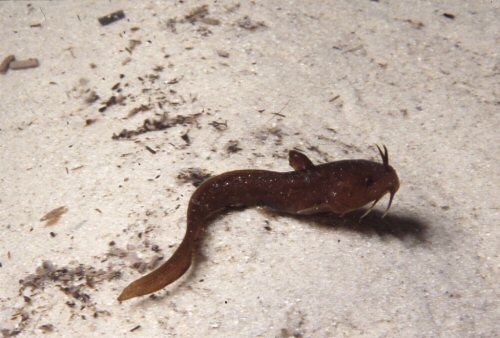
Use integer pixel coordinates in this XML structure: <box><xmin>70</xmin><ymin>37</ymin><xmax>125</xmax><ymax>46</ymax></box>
<box><xmin>0</xmin><ymin>1</ymin><xmax>498</xmax><ymax>337</ymax></box>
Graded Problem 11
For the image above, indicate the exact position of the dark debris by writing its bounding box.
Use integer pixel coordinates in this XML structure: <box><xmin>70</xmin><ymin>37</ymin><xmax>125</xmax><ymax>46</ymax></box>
<box><xmin>98</xmin><ymin>10</ymin><xmax>125</xmax><ymax>26</ymax></box>
<box><xmin>226</xmin><ymin>140</ymin><xmax>242</xmax><ymax>153</ymax></box>
<box><xmin>177</xmin><ymin>168</ymin><xmax>211</xmax><ymax>187</ymax></box>
<box><xmin>237</xmin><ymin>16</ymin><xmax>267</xmax><ymax>31</ymax></box>
<box><xmin>112</xmin><ymin>112</ymin><xmax>202</xmax><ymax>140</ymax></box>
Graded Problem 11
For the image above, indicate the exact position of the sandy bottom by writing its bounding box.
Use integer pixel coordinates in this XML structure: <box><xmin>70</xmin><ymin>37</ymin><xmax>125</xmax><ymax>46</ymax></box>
<box><xmin>0</xmin><ymin>1</ymin><xmax>498</xmax><ymax>337</ymax></box>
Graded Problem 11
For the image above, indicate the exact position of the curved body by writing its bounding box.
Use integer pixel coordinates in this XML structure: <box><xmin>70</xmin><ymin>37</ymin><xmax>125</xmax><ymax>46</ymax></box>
<box><xmin>118</xmin><ymin>147</ymin><xmax>399</xmax><ymax>301</ymax></box>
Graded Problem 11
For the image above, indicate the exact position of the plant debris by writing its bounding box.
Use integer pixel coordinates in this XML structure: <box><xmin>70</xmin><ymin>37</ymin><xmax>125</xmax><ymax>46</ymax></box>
<box><xmin>0</xmin><ymin>54</ymin><xmax>15</xmax><ymax>74</ymax></box>
<box><xmin>19</xmin><ymin>261</ymin><xmax>120</xmax><ymax>297</ymax></box>
<box><xmin>9</xmin><ymin>58</ymin><xmax>39</xmax><ymax>70</ymax></box>
<box><xmin>98</xmin><ymin>10</ymin><xmax>125</xmax><ymax>26</ymax></box>
<box><xmin>5</xmin><ymin>259</ymin><xmax>122</xmax><ymax>336</ymax></box>
<box><xmin>85</xmin><ymin>118</ymin><xmax>97</xmax><ymax>126</ymax></box>
<box><xmin>84</xmin><ymin>91</ymin><xmax>100</xmax><ymax>104</ymax></box>
<box><xmin>181</xmin><ymin>132</ymin><xmax>191</xmax><ymax>145</ymax></box>
<box><xmin>128</xmin><ymin>104</ymin><xmax>152</xmax><ymax>117</ymax></box>
<box><xmin>237</xmin><ymin>16</ymin><xmax>267</xmax><ymax>31</ymax></box>
<box><xmin>130</xmin><ymin>325</ymin><xmax>141</xmax><ymax>332</ymax></box>
<box><xmin>40</xmin><ymin>206</ymin><xmax>68</xmax><ymax>226</ymax></box>
<box><xmin>98</xmin><ymin>95</ymin><xmax>126</xmax><ymax>113</ymax></box>
<box><xmin>126</xmin><ymin>39</ymin><xmax>142</xmax><ymax>54</ymax></box>
<box><xmin>185</xmin><ymin>5</ymin><xmax>208</xmax><ymax>23</ymax></box>
<box><xmin>177</xmin><ymin>168</ymin><xmax>211</xmax><ymax>187</ymax></box>
<box><xmin>183</xmin><ymin>4</ymin><xmax>221</xmax><ymax>26</ymax></box>
<box><xmin>208</xmin><ymin>120</ymin><xmax>228</xmax><ymax>131</ymax></box>
<box><xmin>1</xmin><ymin>328</ymin><xmax>21</xmax><ymax>337</ymax></box>
<box><xmin>226</xmin><ymin>140</ymin><xmax>242</xmax><ymax>153</ymax></box>
<box><xmin>112</xmin><ymin>112</ymin><xmax>202</xmax><ymax>140</ymax></box>
<box><xmin>38</xmin><ymin>324</ymin><xmax>54</xmax><ymax>333</ymax></box>
<box><xmin>145</xmin><ymin>145</ymin><xmax>156</xmax><ymax>154</ymax></box>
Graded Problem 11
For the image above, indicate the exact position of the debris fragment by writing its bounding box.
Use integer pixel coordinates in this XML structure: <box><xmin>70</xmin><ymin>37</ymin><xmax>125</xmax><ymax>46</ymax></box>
<box><xmin>208</xmin><ymin>120</ymin><xmax>228</xmax><ymax>131</ymax></box>
<box><xmin>126</xmin><ymin>39</ymin><xmax>142</xmax><ymax>54</ymax></box>
<box><xmin>226</xmin><ymin>140</ymin><xmax>242</xmax><ymax>153</ymax></box>
<box><xmin>185</xmin><ymin>5</ymin><xmax>209</xmax><ymax>23</ymax></box>
<box><xmin>145</xmin><ymin>145</ymin><xmax>156</xmax><ymax>154</ymax></box>
<box><xmin>329</xmin><ymin>95</ymin><xmax>340</xmax><ymax>102</ymax></box>
<box><xmin>1</xmin><ymin>328</ymin><xmax>21</xmax><ymax>337</ymax></box>
<box><xmin>0</xmin><ymin>54</ymin><xmax>15</xmax><ymax>74</ymax></box>
<box><xmin>443</xmin><ymin>13</ymin><xmax>455</xmax><ymax>19</ymax></box>
<box><xmin>216</xmin><ymin>49</ymin><xmax>229</xmax><ymax>58</ymax></box>
<box><xmin>201</xmin><ymin>17</ymin><xmax>220</xmax><ymax>25</ymax></box>
<box><xmin>166</xmin><ymin>18</ymin><xmax>177</xmax><ymax>33</ymax></box>
<box><xmin>177</xmin><ymin>168</ymin><xmax>211</xmax><ymax>187</ymax></box>
<box><xmin>130</xmin><ymin>325</ymin><xmax>141</xmax><ymax>332</ymax></box>
<box><xmin>183</xmin><ymin>4</ymin><xmax>220</xmax><ymax>25</ymax></box>
<box><xmin>404</xmin><ymin>19</ymin><xmax>424</xmax><ymax>29</ymax></box>
<box><xmin>181</xmin><ymin>132</ymin><xmax>190</xmax><ymax>145</ymax></box>
<box><xmin>38</xmin><ymin>324</ymin><xmax>54</xmax><ymax>333</ymax></box>
<box><xmin>122</xmin><ymin>57</ymin><xmax>132</xmax><ymax>65</ymax></box>
<box><xmin>40</xmin><ymin>206</ymin><xmax>68</xmax><ymax>226</ymax></box>
<box><xmin>98</xmin><ymin>95</ymin><xmax>126</xmax><ymax>113</ymax></box>
<box><xmin>112</xmin><ymin>112</ymin><xmax>201</xmax><ymax>140</ymax></box>
<box><xmin>98</xmin><ymin>10</ymin><xmax>125</xmax><ymax>26</ymax></box>
<box><xmin>19</xmin><ymin>260</ymin><xmax>121</xmax><ymax>304</ymax></box>
<box><xmin>128</xmin><ymin>104</ymin><xmax>152</xmax><ymax>117</ymax></box>
<box><xmin>167</xmin><ymin>76</ymin><xmax>182</xmax><ymax>84</ymax></box>
<box><xmin>85</xmin><ymin>119</ymin><xmax>97</xmax><ymax>126</ymax></box>
<box><xmin>237</xmin><ymin>16</ymin><xmax>267</xmax><ymax>31</ymax></box>
<box><xmin>10</xmin><ymin>253</ymin><xmax>121</xmax><ymax>335</ymax></box>
<box><xmin>84</xmin><ymin>91</ymin><xmax>100</xmax><ymax>104</ymax></box>
<box><xmin>9</xmin><ymin>58</ymin><xmax>39</xmax><ymax>70</ymax></box>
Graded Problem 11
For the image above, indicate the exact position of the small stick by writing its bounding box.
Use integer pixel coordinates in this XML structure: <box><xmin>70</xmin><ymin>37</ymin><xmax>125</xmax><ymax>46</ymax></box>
<box><xmin>98</xmin><ymin>10</ymin><xmax>125</xmax><ymax>25</ymax></box>
<box><xmin>10</xmin><ymin>58</ymin><xmax>39</xmax><ymax>70</ymax></box>
<box><xmin>0</xmin><ymin>55</ymin><xmax>15</xmax><ymax>74</ymax></box>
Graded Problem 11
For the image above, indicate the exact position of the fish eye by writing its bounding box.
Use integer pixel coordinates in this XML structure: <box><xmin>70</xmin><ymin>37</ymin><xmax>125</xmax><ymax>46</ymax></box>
<box><xmin>364</xmin><ymin>175</ymin><xmax>375</xmax><ymax>187</ymax></box>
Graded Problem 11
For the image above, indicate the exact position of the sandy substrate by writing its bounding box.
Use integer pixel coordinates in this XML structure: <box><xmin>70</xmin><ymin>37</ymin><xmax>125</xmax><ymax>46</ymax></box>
<box><xmin>0</xmin><ymin>1</ymin><xmax>498</xmax><ymax>337</ymax></box>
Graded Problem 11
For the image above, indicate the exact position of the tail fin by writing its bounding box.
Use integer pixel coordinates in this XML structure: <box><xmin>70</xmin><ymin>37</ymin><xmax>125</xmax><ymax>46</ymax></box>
<box><xmin>118</xmin><ymin>237</ymin><xmax>193</xmax><ymax>301</ymax></box>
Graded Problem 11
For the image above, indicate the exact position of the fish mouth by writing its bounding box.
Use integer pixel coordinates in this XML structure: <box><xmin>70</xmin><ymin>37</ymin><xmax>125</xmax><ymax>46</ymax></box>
<box><xmin>360</xmin><ymin>187</ymin><xmax>398</xmax><ymax>219</ymax></box>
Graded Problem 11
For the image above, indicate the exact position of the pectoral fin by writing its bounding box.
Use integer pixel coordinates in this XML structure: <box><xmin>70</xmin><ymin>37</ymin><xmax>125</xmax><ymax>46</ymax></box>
<box><xmin>288</xmin><ymin>150</ymin><xmax>315</xmax><ymax>171</ymax></box>
<box><xmin>296</xmin><ymin>204</ymin><xmax>332</xmax><ymax>215</ymax></box>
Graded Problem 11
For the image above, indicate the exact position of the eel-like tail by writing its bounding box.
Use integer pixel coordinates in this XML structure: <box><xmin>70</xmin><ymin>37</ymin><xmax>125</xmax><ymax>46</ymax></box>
<box><xmin>117</xmin><ymin>235</ymin><xmax>193</xmax><ymax>301</ymax></box>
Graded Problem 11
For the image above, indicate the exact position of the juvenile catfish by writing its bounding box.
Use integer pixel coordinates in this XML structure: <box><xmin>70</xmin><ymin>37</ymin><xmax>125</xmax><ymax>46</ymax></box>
<box><xmin>118</xmin><ymin>146</ymin><xmax>400</xmax><ymax>301</ymax></box>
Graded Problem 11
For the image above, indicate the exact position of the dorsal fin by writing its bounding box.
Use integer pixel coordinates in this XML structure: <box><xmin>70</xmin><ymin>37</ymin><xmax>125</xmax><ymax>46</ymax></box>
<box><xmin>288</xmin><ymin>150</ymin><xmax>315</xmax><ymax>170</ymax></box>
